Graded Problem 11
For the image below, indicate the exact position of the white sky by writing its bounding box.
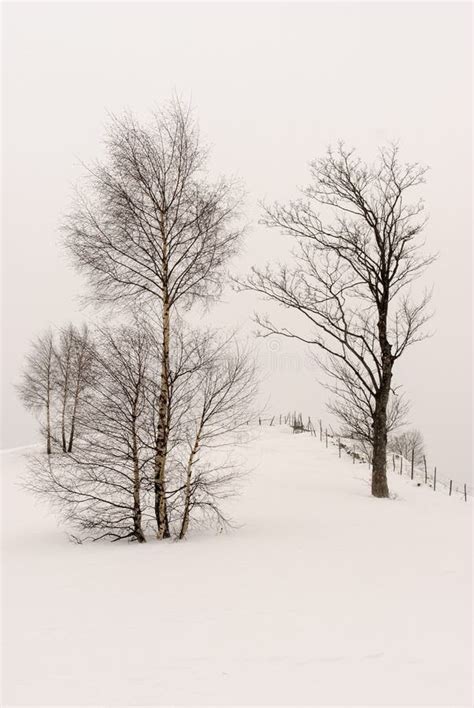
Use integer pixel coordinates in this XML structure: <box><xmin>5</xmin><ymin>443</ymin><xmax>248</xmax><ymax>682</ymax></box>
<box><xmin>2</xmin><ymin>1</ymin><xmax>472</xmax><ymax>484</ymax></box>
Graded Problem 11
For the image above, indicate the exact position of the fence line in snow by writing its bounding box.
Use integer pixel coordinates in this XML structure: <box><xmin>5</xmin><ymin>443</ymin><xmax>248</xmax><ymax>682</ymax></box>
<box><xmin>254</xmin><ymin>412</ymin><xmax>471</xmax><ymax>502</ymax></box>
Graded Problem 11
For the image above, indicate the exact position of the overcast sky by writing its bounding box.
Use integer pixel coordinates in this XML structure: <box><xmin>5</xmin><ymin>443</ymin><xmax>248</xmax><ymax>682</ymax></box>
<box><xmin>2</xmin><ymin>1</ymin><xmax>472</xmax><ymax>485</ymax></box>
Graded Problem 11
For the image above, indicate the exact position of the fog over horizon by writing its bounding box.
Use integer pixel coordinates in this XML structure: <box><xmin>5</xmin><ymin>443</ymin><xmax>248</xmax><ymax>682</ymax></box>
<box><xmin>2</xmin><ymin>2</ymin><xmax>472</xmax><ymax>485</ymax></box>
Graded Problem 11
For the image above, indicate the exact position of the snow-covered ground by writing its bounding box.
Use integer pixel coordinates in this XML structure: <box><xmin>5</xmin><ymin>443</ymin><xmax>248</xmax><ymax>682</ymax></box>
<box><xmin>2</xmin><ymin>425</ymin><xmax>472</xmax><ymax>706</ymax></box>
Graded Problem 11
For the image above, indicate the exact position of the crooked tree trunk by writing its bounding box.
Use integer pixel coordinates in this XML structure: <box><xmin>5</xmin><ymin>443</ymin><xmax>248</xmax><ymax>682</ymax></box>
<box><xmin>178</xmin><ymin>427</ymin><xmax>202</xmax><ymax>540</ymax></box>
<box><xmin>154</xmin><ymin>298</ymin><xmax>171</xmax><ymax>540</ymax></box>
<box><xmin>372</xmin><ymin>290</ymin><xmax>392</xmax><ymax>498</ymax></box>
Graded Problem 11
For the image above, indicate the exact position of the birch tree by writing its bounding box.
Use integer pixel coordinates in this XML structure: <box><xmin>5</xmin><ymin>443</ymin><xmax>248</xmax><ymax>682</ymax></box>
<box><xmin>18</xmin><ymin>329</ymin><xmax>56</xmax><ymax>454</ymax></box>
<box><xmin>64</xmin><ymin>100</ymin><xmax>243</xmax><ymax>537</ymax></box>
<box><xmin>176</xmin><ymin>337</ymin><xmax>256</xmax><ymax>540</ymax></box>
<box><xmin>54</xmin><ymin>324</ymin><xmax>94</xmax><ymax>453</ymax></box>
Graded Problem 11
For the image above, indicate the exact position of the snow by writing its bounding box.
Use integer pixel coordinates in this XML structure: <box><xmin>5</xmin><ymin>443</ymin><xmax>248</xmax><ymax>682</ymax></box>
<box><xmin>2</xmin><ymin>425</ymin><xmax>472</xmax><ymax>706</ymax></box>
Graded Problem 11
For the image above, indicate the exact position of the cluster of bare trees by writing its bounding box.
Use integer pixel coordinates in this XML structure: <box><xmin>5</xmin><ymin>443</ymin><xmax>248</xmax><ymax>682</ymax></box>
<box><xmin>26</xmin><ymin>321</ymin><xmax>254</xmax><ymax>542</ymax></box>
<box><xmin>20</xmin><ymin>97</ymin><xmax>434</xmax><ymax>535</ymax></box>
<box><xmin>238</xmin><ymin>143</ymin><xmax>434</xmax><ymax>498</ymax></box>
<box><xmin>18</xmin><ymin>324</ymin><xmax>93</xmax><ymax>455</ymax></box>
<box><xmin>20</xmin><ymin>100</ymin><xmax>255</xmax><ymax>542</ymax></box>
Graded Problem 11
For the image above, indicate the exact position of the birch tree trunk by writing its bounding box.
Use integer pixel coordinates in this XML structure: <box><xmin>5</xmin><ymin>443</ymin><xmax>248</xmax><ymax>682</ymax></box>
<box><xmin>154</xmin><ymin>298</ymin><xmax>170</xmax><ymax>540</ymax></box>
<box><xmin>45</xmin><ymin>345</ymin><xmax>53</xmax><ymax>455</ymax></box>
<box><xmin>67</xmin><ymin>341</ymin><xmax>87</xmax><ymax>453</ymax></box>
<box><xmin>131</xmin><ymin>409</ymin><xmax>146</xmax><ymax>543</ymax></box>
<box><xmin>60</xmin><ymin>367</ymin><xmax>69</xmax><ymax>452</ymax></box>
<box><xmin>46</xmin><ymin>390</ymin><xmax>52</xmax><ymax>455</ymax></box>
<box><xmin>67</xmin><ymin>378</ymin><xmax>80</xmax><ymax>454</ymax></box>
<box><xmin>178</xmin><ymin>428</ymin><xmax>202</xmax><ymax>540</ymax></box>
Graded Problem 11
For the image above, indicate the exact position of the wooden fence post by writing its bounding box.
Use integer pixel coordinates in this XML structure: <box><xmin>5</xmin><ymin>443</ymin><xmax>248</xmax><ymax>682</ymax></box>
<box><xmin>423</xmin><ymin>456</ymin><xmax>427</xmax><ymax>484</ymax></box>
<box><xmin>400</xmin><ymin>457</ymin><xmax>403</xmax><ymax>475</ymax></box>
<box><xmin>319</xmin><ymin>420</ymin><xmax>322</xmax><ymax>442</ymax></box>
<box><xmin>449</xmin><ymin>480</ymin><xmax>452</xmax><ymax>496</ymax></box>
<box><xmin>433</xmin><ymin>466</ymin><xmax>437</xmax><ymax>491</ymax></box>
<box><xmin>338</xmin><ymin>438</ymin><xmax>341</xmax><ymax>458</ymax></box>
<box><xmin>325</xmin><ymin>429</ymin><xmax>328</xmax><ymax>448</ymax></box>
<box><xmin>410</xmin><ymin>448</ymin><xmax>414</xmax><ymax>480</ymax></box>
<box><xmin>464</xmin><ymin>484</ymin><xmax>467</xmax><ymax>502</ymax></box>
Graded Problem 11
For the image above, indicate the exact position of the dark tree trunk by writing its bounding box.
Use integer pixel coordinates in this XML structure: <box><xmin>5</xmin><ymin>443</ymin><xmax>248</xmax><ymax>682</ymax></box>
<box><xmin>371</xmin><ymin>385</ymin><xmax>390</xmax><ymax>498</ymax></box>
<box><xmin>67</xmin><ymin>375</ymin><xmax>81</xmax><ymax>453</ymax></box>
<box><xmin>372</xmin><ymin>290</ymin><xmax>392</xmax><ymax>498</ymax></box>
<box><xmin>60</xmin><ymin>361</ymin><xmax>70</xmax><ymax>453</ymax></box>
<box><xmin>61</xmin><ymin>401</ymin><xmax>67</xmax><ymax>452</ymax></box>
<box><xmin>46</xmin><ymin>419</ymin><xmax>52</xmax><ymax>455</ymax></box>
<box><xmin>67</xmin><ymin>421</ymin><xmax>75</xmax><ymax>453</ymax></box>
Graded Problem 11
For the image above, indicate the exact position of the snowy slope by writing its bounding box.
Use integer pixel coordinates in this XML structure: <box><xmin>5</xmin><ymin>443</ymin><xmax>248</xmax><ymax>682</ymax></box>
<box><xmin>2</xmin><ymin>425</ymin><xmax>472</xmax><ymax>706</ymax></box>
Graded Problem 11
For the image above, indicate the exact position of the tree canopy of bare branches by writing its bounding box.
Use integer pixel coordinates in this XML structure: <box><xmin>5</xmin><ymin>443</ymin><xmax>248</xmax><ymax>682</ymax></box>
<box><xmin>17</xmin><ymin>330</ymin><xmax>55</xmax><ymax>454</ymax></box>
<box><xmin>18</xmin><ymin>325</ymin><xmax>93</xmax><ymax>455</ymax></box>
<box><xmin>54</xmin><ymin>324</ymin><xmax>95</xmax><ymax>453</ymax></box>
<box><xmin>389</xmin><ymin>429</ymin><xmax>425</xmax><ymax>467</ymax></box>
<box><xmin>238</xmin><ymin>143</ymin><xmax>434</xmax><ymax>497</ymax></box>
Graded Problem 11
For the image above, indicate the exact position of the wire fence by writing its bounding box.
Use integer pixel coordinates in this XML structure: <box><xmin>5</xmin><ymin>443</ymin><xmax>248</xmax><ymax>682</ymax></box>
<box><xmin>255</xmin><ymin>412</ymin><xmax>472</xmax><ymax>502</ymax></box>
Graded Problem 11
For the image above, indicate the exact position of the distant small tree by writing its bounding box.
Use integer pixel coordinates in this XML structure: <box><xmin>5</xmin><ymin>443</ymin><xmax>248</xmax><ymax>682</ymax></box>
<box><xmin>18</xmin><ymin>329</ymin><xmax>56</xmax><ymax>454</ymax></box>
<box><xmin>389</xmin><ymin>429</ymin><xmax>425</xmax><ymax>467</ymax></box>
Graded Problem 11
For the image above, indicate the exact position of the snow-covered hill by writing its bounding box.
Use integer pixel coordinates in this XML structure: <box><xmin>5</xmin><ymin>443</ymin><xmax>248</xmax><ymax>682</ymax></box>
<box><xmin>2</xmin><ymin>425</ymin><xmax>472</xmax><ymax>706</ymax></box>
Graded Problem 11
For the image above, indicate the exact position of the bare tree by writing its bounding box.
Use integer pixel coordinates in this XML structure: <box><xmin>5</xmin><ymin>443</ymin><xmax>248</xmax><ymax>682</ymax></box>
<box><xmin>23</xmin><ymin>320</ymin><xmax>255</xmax><ymax>543</ymax></box>
<box><xmin>25</xmin><ymin>323</ymin><xmax>153</xmax><ymax>543</ymax></box>
<box><xmin>54</xmin><ymin>324</ymin><xmax>94</xmax><ymax>453</ymax></box>
<box><xmin>17</xmin><ymin>329</ymin><xmax>56</xmax><ymax>454</ymax></box>
<box><xmin>55</xmin><ymin>325</ymin><xmax>74</xmax><ymax>452</ymax></box>
<box><xmin>66</xmin><ymin>324</ymin><xmax>94</xmax><ymax>453</ymax></box>
<box><xmin>175</xmin><ymin>336</ymin><xmax>256</xmax><ymax>539</ymax></box>
<box><xmin>239</xmin><ymin>144</ymin><xmax>434</xmax><ymax>497</ymax></box>
<box><xmin>389</xmin><ymin>429</ymin><xmax>425</xmax><ymax>467</ymax></box>
<box><xmin>64</xmin><ymin>99</ymin><xmax>243</xmax><ymax>537</ymax></box>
